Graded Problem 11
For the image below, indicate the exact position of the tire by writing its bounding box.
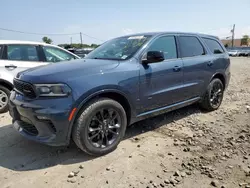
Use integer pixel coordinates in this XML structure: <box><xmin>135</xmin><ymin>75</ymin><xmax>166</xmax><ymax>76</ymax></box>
<box><xmin>199</xmin><ymin>78</ymin><xmax>224</xmax><ymax>111</ymax></box>
<box><xmin>0</xmin><ymin>86</ymin><xmax>10</xmax><ymax>113</ymax></box>
<box><xmin>72</xmin><ymin>98</ymin><xmax>127</xmax><ymax>156</ymax></box>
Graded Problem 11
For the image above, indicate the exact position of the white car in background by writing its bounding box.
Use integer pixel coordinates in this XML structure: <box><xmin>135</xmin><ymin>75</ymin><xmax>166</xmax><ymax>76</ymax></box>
<box><xmin>0</xmin><ymin>40</ymin><xmax>80</xmax><ymax>113</ymax></box>
<box><xmin>227</xmin><ymin>49</ymin><xmax>239</xmax><ymax>56</ymax></box>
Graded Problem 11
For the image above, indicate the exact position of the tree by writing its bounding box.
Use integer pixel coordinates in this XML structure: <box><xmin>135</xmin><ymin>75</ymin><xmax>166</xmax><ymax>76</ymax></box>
<box><xmin>90</xmin><ymin>44</ymin><xmax>100</xmax><ymax>48</ymax></box>
<box><xmin>42</xmin><ymin>36</ymin><xmax>53</xmax><ymax>44</ymax></box>
<box><xmin>58</xmin><ymin>43</ymin><xmax>100</xmax><ymax>49</ymax></box>
<box><xmin>63</xmin><ymin>44</ymin><xmax>72</xmax><ymax>49</ymax></box>
<box><xmin>241</xmin><ymin>35</ymin><xmax>249</xmax><ymax>46</ymax></box>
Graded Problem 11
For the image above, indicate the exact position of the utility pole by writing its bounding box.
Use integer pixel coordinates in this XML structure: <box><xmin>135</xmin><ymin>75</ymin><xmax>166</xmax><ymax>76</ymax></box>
<box><xmin>80</xmin><ymin>32</ymin><xmax>83</xmax><ymax>48</ymax></box>
<box><xmin>231</xmin><ymin>24</ymin><xmax>235</xmax><ymax>47</ymax></box>
<box><xmin>70</xmin><ymin>37</ymin><xmax>72</xmax><ymax>45</ymax></box>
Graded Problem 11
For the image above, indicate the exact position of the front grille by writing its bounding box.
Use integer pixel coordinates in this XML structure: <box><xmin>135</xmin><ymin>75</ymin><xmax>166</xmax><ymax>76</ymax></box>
<box><xmin>19</xmin><ymin>121</ymin><xmax>38</xmax><ymax>136</ymax></box>
<box><xmin>13</xmin><ymin>79</ymin><xmax>36</xmax><ymax>98</ymax></box>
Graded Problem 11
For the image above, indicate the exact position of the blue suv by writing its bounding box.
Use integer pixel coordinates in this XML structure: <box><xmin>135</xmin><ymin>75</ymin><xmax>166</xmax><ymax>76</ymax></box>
<box><xmin>9</xmin><ymin>32</ymin><xmax>230</xmax><ymax>155</ymax></box>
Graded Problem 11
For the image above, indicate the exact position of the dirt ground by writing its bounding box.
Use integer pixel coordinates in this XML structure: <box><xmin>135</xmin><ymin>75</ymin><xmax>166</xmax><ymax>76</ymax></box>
<box><xmin>0</xmin><ymin>57</ymin><xmax>249</xmax><ymax>188</ymax></box>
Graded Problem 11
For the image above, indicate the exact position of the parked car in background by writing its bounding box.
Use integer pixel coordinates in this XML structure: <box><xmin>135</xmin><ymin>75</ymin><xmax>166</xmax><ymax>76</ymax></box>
<box><xmin>74</xmin><ymin>48</ymin><xmax>94</xmax><ymax>58</ymax></box>
<box><xmin>0</xmin><ymin>40</ymin><xmax>80</xmax><ymax>113</ymax></box>
<box><xmin>64</xmin><ymin>48</ymin><xmax>94</xmax><ymax>58</ymax></box>
<box><xmin>242</xmin><ymin>49</ymin><xmax>250</xmax><ymax>56</ymax></box>
<box><xmin>9</xmin><ymin>32</ymin><xmax>230</xmax><ymax>155</ymax></box>
<box><xmin>227</xmin><ymin>49</ymin><xmax>239</xmax><ymax>56</ymax></box>
<box><xmin>238</xmin><ymin>48</ymin><xmax>246</xmax><ymax>56</ymax></box>
<box><xmin>66</xmin><ymin>48</ymin><xmax>76</xmax><ymax>54</ymax></box>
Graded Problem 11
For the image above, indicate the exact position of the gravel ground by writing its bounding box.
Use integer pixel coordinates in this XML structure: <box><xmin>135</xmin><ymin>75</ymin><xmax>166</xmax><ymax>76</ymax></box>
<box><xmin>0</xmin><ymin>57</ymin><xmax>249</xmax><ymax>188</ymax></box>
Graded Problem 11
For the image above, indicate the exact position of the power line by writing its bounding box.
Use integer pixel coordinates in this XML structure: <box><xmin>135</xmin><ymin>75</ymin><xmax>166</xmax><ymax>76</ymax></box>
<box><xmin>80</xmin><ymin>33</ymin><xmax>104</xmax><ymax>41</ymax></box>
<box><xmin>0</xmin><ymin>27</ymin><xmax>104</xmax><ymax>41</ymax></box>
<box><xmin>0</xmin><ymin>27</ymin><xmax>78</xmax><ymax>36</ymax></box>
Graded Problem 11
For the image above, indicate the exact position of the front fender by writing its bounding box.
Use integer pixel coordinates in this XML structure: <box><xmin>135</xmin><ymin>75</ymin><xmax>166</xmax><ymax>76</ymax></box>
<box><xmin>66</xmin><ymin>87</ymin><xmax>135</xmax><ymax>143</ymax></box>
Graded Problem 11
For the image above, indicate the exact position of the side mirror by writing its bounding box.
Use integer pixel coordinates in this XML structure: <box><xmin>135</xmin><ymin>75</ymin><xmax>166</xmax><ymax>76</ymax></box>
<box><xmin>214</xmin><ymin>49</ymin><xmax>223</xmax><ymax>54</ymax></box>
<box><xmin>142</xmin><ymin>51</ymin><xmax>165</xmax><ymax>64</ymax></box>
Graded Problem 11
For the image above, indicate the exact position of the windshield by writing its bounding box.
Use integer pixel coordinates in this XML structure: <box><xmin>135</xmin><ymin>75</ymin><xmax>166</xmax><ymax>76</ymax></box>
<box><xmin>86</xmin><ymin>35</ymin><xmax>152</xmax><ymax>60</ymax></box>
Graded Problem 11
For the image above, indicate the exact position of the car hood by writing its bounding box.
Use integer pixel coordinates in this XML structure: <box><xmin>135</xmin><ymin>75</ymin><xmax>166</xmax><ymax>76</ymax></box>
<box><xmin>18</xmin><ymin>59</ymin><xmax>119</xmax><ymax>83</ymax></box>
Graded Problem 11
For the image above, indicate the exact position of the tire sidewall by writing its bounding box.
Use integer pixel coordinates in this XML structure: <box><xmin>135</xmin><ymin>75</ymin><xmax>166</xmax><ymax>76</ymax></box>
<box><xmin>0</xmin><ymin>86</ymin><xmax>10</xmax><ymax>113</ymax></box>
<box><xmin>207</xmin><ymin>79</ymin><xmax>224</xmax><ymax>110</ymax></box>
<box><xmin>76</xmin><ymin>99</ymin><xmax>127</xmax><ymax>155</ymax></box>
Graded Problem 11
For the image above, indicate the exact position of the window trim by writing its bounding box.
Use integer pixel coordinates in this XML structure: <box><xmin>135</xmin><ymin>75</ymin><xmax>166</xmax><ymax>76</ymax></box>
<box><xmin>0</xmin><ymin>45</ymin><xmax>3</xmax><ymax>59</ymax></box>
<box><xmin>177</xmin><ymin>35</ymin><xmax>208</xmax><ymax>59</ymax></box>
<box><xmin>202</xmin><ymin>37</ymin><xmax>225</xmax><ymax>55</ymax></box>
<box><xmin>4</xmin><ymin>44</ymin><xmax>41</xmax><ymax>62</ymax></box>
<box><xmin>139</xmin><ymin>34</ymin><xmax>180</xmax><ymax>63</ymax></box>
<box><xmin>37</xmin><ymin>45</ymin><xmax>47</xmax><ymax>62</ymax></box>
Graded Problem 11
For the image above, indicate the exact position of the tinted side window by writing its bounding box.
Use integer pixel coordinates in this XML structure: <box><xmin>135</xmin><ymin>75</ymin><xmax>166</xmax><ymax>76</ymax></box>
<box><xmin>202</xmin><ymin>38</ymin><xmax>224</xmax><ymax>54</ymax></box>
<box><xmin>43</xmin><ymin>46</ymin><xmax>76</xmax><ymax>63</ymax></box>
<box><xmin>7</xmin><ymin>45</ymin><xmax>39</xmax><ymax>61</ymax></box>
<box><xmin>179</xmin><ymin>36</ymin><xmax>205</xmax><ymax>58</ymax></box>
<box><xmin>147</xmin><ymin>36</ymin><xmax>177</xmax><ymax>59</ymax></box>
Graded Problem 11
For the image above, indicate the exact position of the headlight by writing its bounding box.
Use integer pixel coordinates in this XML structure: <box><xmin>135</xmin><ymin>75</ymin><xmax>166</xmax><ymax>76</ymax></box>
<box><xmin>35</xmin><ymin>84</ymin><xmax>71</xmax><ymax>97</ymax></box>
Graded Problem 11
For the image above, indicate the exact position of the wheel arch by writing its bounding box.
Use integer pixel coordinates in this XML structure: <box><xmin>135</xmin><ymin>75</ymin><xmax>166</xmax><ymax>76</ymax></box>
<box><xmin>0</xmin><ymin>79</ymin><xmax>13</xmax><ymax>91</ymax></box>
<box><xmin>67</xmin><ymin>89</ymin><xmax>133</xmax><ymax>142</ymax></box>
<box><xmin>211</xmin><ymin>73</ymin><xmax>226</xmax><ymax>90</ymax></box>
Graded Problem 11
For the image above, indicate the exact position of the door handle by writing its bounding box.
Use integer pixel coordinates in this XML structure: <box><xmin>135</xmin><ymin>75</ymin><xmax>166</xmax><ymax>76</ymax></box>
<box><xmin>207</xmin><ymin>61</ymin><xmax>214</xmax><ymax>67</ymax></box>
<box><xmin>5</xmin><ymin>65</ymin><xmax>17</xmax><ymax>69</ymax></box>
<box><xmin>173</xmin><ymin>66</ymin><xmax>181</xmax><ymax>72</ymax></box>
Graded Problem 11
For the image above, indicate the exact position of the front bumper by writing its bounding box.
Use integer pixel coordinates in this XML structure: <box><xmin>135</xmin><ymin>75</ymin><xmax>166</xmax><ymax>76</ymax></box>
<box><xmin>9</xmin><ymin>91</ymin><xmax>74</xmax><ymax>146</ymax></box>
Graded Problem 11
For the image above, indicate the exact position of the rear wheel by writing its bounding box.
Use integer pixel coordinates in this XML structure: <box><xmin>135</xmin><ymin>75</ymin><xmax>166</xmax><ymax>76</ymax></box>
<box><xmin>72</xmin><ymin>98</ymin><xmax>127</xmax><ymax>156</ymax></box>
<box><xmin>199</xmin><ymin>78</ymin><xmax>224</xmax><ymax>111</ymax></box>
<box><xmin>0</xmin><ymin>86</ymin><xmax>10</xmax><ymax>113</ymax></box>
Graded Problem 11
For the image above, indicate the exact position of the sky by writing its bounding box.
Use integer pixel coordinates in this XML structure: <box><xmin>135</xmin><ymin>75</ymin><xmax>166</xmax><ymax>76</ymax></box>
<box><xmin>0</xmin><ymin>0</ymin><xmax>249</xmax><ymax>45</ymax></box>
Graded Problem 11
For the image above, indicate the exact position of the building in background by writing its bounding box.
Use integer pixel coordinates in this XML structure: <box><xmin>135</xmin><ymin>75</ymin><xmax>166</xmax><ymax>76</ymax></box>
<box><xmin>221</xmin><ymin>39</ymin><xmax>241</xmax><ymax>47</ymax></box>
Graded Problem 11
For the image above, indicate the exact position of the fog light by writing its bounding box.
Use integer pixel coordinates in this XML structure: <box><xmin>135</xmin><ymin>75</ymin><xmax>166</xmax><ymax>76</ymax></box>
<box><xmin>36</xmin><ymin>115</ymin><xmax>49</xmax><ymax>120</ymax></box>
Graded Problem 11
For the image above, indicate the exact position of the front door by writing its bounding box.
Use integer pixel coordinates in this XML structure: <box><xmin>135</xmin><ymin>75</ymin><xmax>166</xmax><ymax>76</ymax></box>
<box><xmin>139</xmin><ymin>35</ymin><xmax>184</xmax><ymax>113</ymax></box>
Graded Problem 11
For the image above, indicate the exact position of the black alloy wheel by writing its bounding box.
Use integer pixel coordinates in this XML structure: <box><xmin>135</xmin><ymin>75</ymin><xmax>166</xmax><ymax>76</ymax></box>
<box><xmin>199</xmin><ymin>78</ymin><xmax>224</xmax><ymax>111</ymax></box>
<box><xmin>72</xmin><ymin>98</ymin><xmax>127</xmax><ymax>156</ymax></box>
<box><xmin>209</xmin><ymin>81</ymin><xmax>224</xmax><ymax>109</ymax></box>
<box><xmin>87</xmin><ymin>108</ymin><xmax>122</xmax><ymax>148</ymax></box>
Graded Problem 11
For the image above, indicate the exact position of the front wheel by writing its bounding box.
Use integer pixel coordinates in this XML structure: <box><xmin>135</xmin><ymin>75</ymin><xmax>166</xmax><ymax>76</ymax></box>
<box><xmin>0</xmin><ymin>86</ymin><xmax>10</xmax><ymax>113</ymax></box>
<box><xmin>199</xmin><ymin>78</ymin><xmax>224</xmax><ymax>111</ymax></box>
<box><xmin>72</xmin><ymin>98</ymin><xmax>127</xmax><ymax>156</ymax></box>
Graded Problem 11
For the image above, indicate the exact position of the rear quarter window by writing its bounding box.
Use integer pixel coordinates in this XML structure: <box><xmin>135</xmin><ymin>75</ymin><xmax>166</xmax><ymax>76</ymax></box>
<box><xmin>202</xmin><ymin>38</ymin><xmax>224</xmax><ymax>54</ymax></box>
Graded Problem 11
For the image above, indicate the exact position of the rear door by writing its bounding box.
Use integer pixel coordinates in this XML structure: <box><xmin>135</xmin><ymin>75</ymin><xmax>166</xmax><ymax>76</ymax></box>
<box><xmin>178</xmin><ymin>35</ymin><xmax>213</xmax><ymax>100</ymax></box>
<box><xmin>0</xmin><ymin>44</ymin><xmax>47</xmax><ymax>83</ymax></box>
